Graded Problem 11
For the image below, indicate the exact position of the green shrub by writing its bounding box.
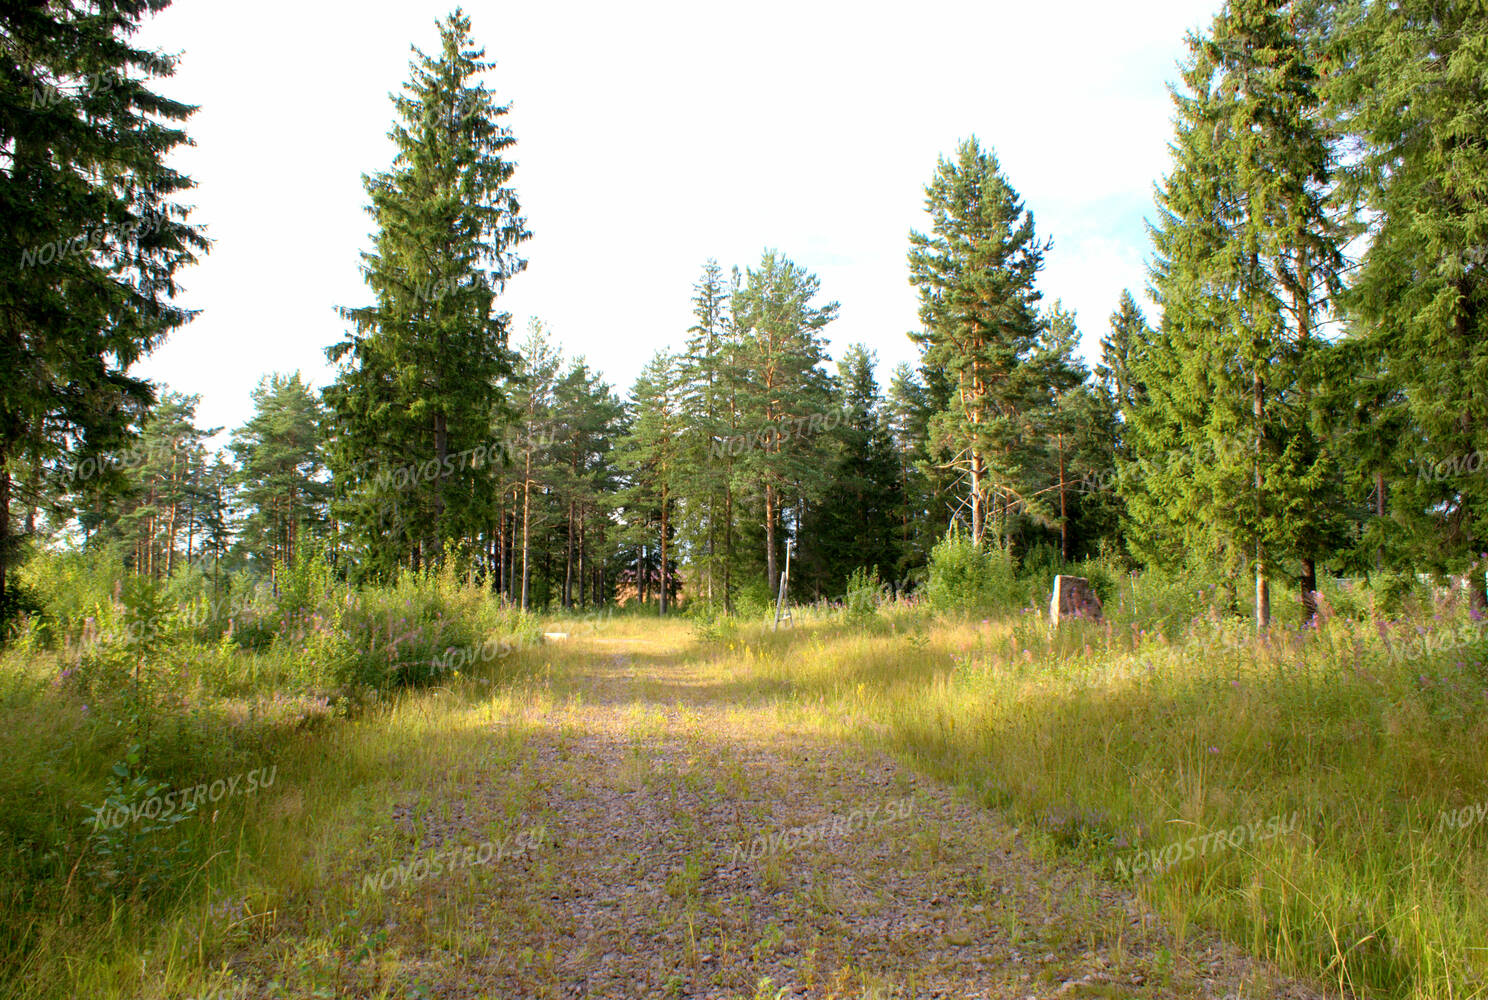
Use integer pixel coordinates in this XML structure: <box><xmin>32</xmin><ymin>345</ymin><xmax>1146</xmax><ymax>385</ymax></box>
<box><xmin>274</xmin><ymin>551</ymin><xmax>339</xmax><ymax>620</ymax></box>
<box><xmin>1368</xmin><ymin>569</ymin><xmax>1431</xmax><ymax>617</ymax></box>
<box><xmin>925</xmin><ymin>532</ymin><xmax>1022</xmax><ymax>613</ymax></box>
<box><xmin>690</xmin><ymin>604</ymin><xmax>741</xmax><ymax>644</ymax></box>
<box><xmin>732</xmin><ymin>579</ymin><xmax>776</xmax><ymax>620</ymax></box>
<box><xmin>843</xmin><ymin>567</ymin><xmax>886</xmax><ymax>621</ymax></box>
<box><xmin>80</xmin><ymin>744</ymin><xmax>200</xmax><ymax>900</ymax></box>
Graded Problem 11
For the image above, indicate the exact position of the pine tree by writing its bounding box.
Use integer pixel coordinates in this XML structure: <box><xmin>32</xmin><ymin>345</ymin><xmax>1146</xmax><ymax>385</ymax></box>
<box><xmin>731</xmin><ymin>250</ymin><xmax>839</xmax><ymax>596</ymax></box>
<box><xmin>676</xmin><ymin>260</ymin><xmax>733</xmax><ymax>606</ymax></box>
<box><xmin>799</xmin><ymin>345</ymin><xmax>901</xmax><ymax>596</ymax></box>
<box><xmin>325</xmin><ymin>9</ymin><xmax>529</xmax><ymax>577</ymax></box>
<box><xmin>617</xmin><ymin>352</ymin><xmax>685</xmax><ymax>613</ymax></box>
<box><xmin>907</xmin><ymin>137</ymin><xmax>1050</xmax><ymax>550</ymax></box>
<box><xmin>97</xmin><ymin>393</ymin><xmax>218</xmax><ymax>579</ymax></box>
<box><xmin>230</xmin><ymin>373</ymin><xmax>330</xmax><ymax>575</ymax></box>
<box><xmin>0</xmin><ymin>0</ymin><xmax>205</xmax><ymax>612</ymax></box>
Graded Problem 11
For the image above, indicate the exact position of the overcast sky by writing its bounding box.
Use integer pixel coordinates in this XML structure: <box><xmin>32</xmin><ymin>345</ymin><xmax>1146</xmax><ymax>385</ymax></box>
<box><xmin>131</xmin><ymin>0</ymin><xmax>1222</xmax><ymax>440</ymax></box>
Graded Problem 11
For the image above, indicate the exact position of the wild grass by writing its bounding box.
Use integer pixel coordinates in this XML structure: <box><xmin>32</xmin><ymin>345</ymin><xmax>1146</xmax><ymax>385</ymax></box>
<box><xmin>699</xmin><ymin>574</ymin><xmax>1488</xmax><ymax>1000</ymax></box>
<box><xmin>0</xmin><ymin>548</ymin><xmax>540</xmax><ymax>1000</ymax></box>
<box><xmin>2</xmin><ymin>544</ymin><xmax>1484</xmax><ymax>999</ymax></box>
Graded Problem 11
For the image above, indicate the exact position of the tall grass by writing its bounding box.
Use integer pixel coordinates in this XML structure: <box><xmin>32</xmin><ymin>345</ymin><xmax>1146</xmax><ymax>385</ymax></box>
<box><xmin>6</xmin><ymin>539</ymin><xmax>1485</xmax><ymax>999</ymax></box>
<box><xmin>732</xmin><ymin>573</ymin><xmax>1488</xmax><ymax>1000</ymax></box>
<box><xmin>0</xmin><ymin>548</ymin><xmax>539</xmax><ymax>1000</ymax></box>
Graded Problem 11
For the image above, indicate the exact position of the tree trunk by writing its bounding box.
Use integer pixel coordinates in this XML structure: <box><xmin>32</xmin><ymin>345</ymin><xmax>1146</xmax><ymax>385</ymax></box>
<box><xmin>596</xmin><ymin>515</ymin><xmax>607</xmax><ymax>606</ymax></box>
<box><xmin>577</xmin><ymin>505</ymin><xmax>587</xmax><ymax>610</ymax></box>
<box><xmin>521</xmin><ymin>454</ymin><xmax>532</xmax><ymax>610</ymax></box>
<box><xmin>24</xmin><ymin>453</ymin><xmax>38</xmax><ymax>537</ymax></box>
<box><xmin>1300</xmin><ymin>557</ymin><xmax>1318</xmax><ymax>621</ymax></box>
<box><xmin>1375</xmin><ymin>470</ymin><xmax>1386</xmax><ymax>572</ymax></box>
<box><xmin>166</xmin><ymin>449</ymin><xmax>180</xmax><ymax>575</ymax></box>
<box><xmin>1057</xmin><ymin>432</ymin><xmax>1069</xmax><ymax>562</ymax></box>
<box><xmin>563</xmin><ymin>499</ymin><xmax>575</xmax><ymax>608</ymax></box>
<box><xmin>433</xmin><ymin>410</ymin><xmax>448</xmax><ymax>553</ymax></box>
<box><xmin>287</xmin><ymin>482</ymin><xmax>298</xmax><ymax>567</ymax></box>
<box><xmin>723</xmin><ymin>483</ymin><xmax>734</xmax><ymax>614</ymax></box>
<box><xmin>147</xmin><ymin>480</ymin><xmax>158</xmax><ymax>578</ymax></box>
<box><xmin>0</xmin><ymin>465</ymin><xmax>9</xmax><ymax>610</ymax></box>
<box><xmin>659</xmin><ymin>488</ymin><xmax>669</xmax><ymax>615</ymax></box>
<box><xmin>969</xmin><ymin>449</ymin><xmax>985</xmax><ymax>547</ymax></box>
<box><xmin>765</xmin><ymin>482</ymin><xmax>778</xmax><ymax>597</ymax></box>
<box><xmin>705</xmin><ymin>491</ymin><xmax>715</xmax><ymax>603</ymax></box>
<box><xmin>1254</xmin><ymin>369</ymin><xmax>1270</xmax><ymax>631</ymax></box>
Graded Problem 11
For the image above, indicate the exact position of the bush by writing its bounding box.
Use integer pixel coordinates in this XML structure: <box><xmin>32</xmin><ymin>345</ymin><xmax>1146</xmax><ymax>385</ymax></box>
<box><xmin>274</xmin><ymin>551</ymin><xmax>339</xmax><ymax>621</ymax></box>
<box><xmin>843</xmin><ymin>567</ymin><xmax>887</xmax><ymax>621</ymax></box>
<box><xmin>925</xmin><ymin>532</ymin><xmax>1022</xmax><ymax>613</ymax></box>
<box><xmin>1367</xmin><ymin>570</ymin><xmax>1431</xmax><ymax>618</ymax></box>
<box><xmin>732</xmin><ymin>579</ymin><xmax>776</xmax><ymax>621</ymax></box>
<box><xmin>690</xmin><ymin>604</ymin><xmax>741</xmax><ymax>644</ymax></box>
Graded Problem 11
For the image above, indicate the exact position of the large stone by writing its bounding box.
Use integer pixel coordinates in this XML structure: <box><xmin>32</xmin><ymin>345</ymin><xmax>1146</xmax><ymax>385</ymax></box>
<box><xmin>1050</xmin><ymin>575</ymin><xmax>1103</xmax><ymax>624</ymax></box>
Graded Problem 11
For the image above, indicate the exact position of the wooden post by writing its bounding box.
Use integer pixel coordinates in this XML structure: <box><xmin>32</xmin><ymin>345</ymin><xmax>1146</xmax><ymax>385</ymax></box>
<box><xmin>773</xmin><ymin>540</ymin><xmax>793</xmax><ymax>631</ymax></box>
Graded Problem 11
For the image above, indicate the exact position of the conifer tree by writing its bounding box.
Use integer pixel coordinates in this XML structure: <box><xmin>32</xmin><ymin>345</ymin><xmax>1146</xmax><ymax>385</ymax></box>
<box><xmin>677</xmin><ymin>260</ymin><xmax>734</xmax><ymax>605</ymax></box>
<box><xmin>1334</xmin><ymin>0</ymin><xmax>1488</xmax><ymax>608</ymax></box>
<box><xmin>325</xmin><ymin>9</ymin><xmax>529</xmax><ymax>577</ymax></box>
<box><xmin>230</xmin><ymin>374</ymin><xmax>330</xmax><ymax>574</ymax></box>
<box><xmin>0</xmin><ymin>0</ymin><xmax>205</xmax><ymax>612</ymax></box>
<box><xmin>799</xmin><ymin>345</ymin><xmax>901</xmax><ymax>596</ymax></box>
<box><xmin>885</xmin><ymin>365</ymin><xmax>935</xmax><ymax>587</ymax></box>
<box><xmin>617</xmin><ymin>352</ymin><xmax>685</xmax><ymax>613</ymax></box>
<box><xmin>907</xmin><ymin>138</ymin><xmax>1050</xmax><ymax>550</ymax></box>
<box><xmin>1098</xmin><ymin>291</ymin><xmax>1154</xmax><ymax>439</ymax></box>
<box><xmin>95</xmin><ymin>393</ymin><xmax>217</xmax><ymax>579</ymax></box>
<box><xmin>1138</xmin><ymin>1</ymin><xmax>1346</xmax><ymax>626</ymax></box>
<box><xmin>550</xmin><ymin>359</ymin><xmax>623</xmax><ymax>607</ymax></box>
<box><xmin>509</xmin><ymin>321</ymin><xmax>561</xmax><ymax>609</ymax></box>
<box><xmin>731</xmin><ymin>250</ymin><xmax>838</xmax><ymax>595</ymax></box>
<box><xmin>1028</xmin><ymin>303</ymin><xmax>1089</xmax><ymax>562</ymax></box>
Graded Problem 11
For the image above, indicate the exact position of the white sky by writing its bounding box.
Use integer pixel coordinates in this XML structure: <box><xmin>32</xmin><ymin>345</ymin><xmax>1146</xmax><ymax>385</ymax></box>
<box><xmin>132</xmin><ymin>0</ymin><xmax>1222</xmax><ymax>440</ymax></box>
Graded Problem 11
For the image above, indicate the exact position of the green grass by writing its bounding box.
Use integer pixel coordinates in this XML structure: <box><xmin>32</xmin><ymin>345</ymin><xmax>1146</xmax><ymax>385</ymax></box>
<box><xmin>716</xmin><ymin>584</ymin><xmax>1488</xmax><ymax>1000</ymax></box>
<box><xmin>2</xmin><ymin>557</ymin><xmax>1485</xmax><ymax>998</ymax></box>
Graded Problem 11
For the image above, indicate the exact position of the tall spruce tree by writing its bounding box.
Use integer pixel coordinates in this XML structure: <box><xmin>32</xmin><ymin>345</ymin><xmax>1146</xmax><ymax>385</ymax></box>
<box><xmin>1334</xmin><ymin>0</ymin><xmax>1488</xmax><ymax>609</ymax></box>
<box><xmin>1098</xmin><ymin>291</ymin><xmax>1154</xmax><ymax>440</ymax></box>
<box><xmin>1138</xmin><ymin>1</ymin><xmax>1346</xmax><ymax>626</ymax></box>
<box><xmin>509</xmin><ymin>320</ymin><xmax>561</xmax><ymax>609</ymax></box>
<box><xmin>886</xmin><ymin>363</ymin><xmax>950</xmax><ymax>588</ymax></box>
<box><xmin>677</xmin><ymin>259</ymin><xmax>734</xmax><ymax>606</ymax></box>
<box><xmin>907</xmin><ymin>138</ymin><xmax>1050</xmax><ymax>550</ymax></box>
<box><xmin>325</xmin><ymin>9</ymin><xmax>529</xmax><ymax>577</ymax></box>
<box><xmin>0</xmin><ymin>1</ymin><xmax>205</xmax><ymax>612</ymax></box>
<box><xmin>550</xmin><ymin>358</ymin><xmax>623</xmax><ymax>608</ymax></box>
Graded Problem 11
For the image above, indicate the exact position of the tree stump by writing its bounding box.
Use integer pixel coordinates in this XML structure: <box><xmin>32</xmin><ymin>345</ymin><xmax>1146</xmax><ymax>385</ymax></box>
<box><xmin>1049</xmin><ymin>575</ymin><xmax>1103</xmax><ymax>624</ymax></box>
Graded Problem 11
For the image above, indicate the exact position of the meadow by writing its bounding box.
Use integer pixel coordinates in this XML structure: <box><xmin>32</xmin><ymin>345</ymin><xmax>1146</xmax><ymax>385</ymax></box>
<box><xmin>1</xmin><ymin>548</ymin><xmax>1485</xmax><ymax>999</ymax></box>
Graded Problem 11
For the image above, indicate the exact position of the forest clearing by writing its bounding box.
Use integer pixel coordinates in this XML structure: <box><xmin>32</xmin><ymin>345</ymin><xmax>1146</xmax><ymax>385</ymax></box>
<box><xmin>4</xmin><ymin>568</ymin><xmax>1486</xmax><ymax>998</ymax></box>
<box><xmin>4</xmin><ymin>0</ymin><xmax>1488</xmax><ymax>997</ymax></box>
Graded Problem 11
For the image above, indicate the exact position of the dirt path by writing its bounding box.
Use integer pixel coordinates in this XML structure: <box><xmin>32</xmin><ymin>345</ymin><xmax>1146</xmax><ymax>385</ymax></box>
<box><xmin>350</xmin><ymin>632</ymin><xmax>1327</xmax><ymax>1000</ymax></box>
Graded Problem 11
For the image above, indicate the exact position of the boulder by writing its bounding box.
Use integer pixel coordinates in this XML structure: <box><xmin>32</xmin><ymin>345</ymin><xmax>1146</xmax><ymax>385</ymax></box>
<box><xmin>1050</xmin><ymin>575</ymin><xmax>1103</xmax><ymax>624</ymax></box>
